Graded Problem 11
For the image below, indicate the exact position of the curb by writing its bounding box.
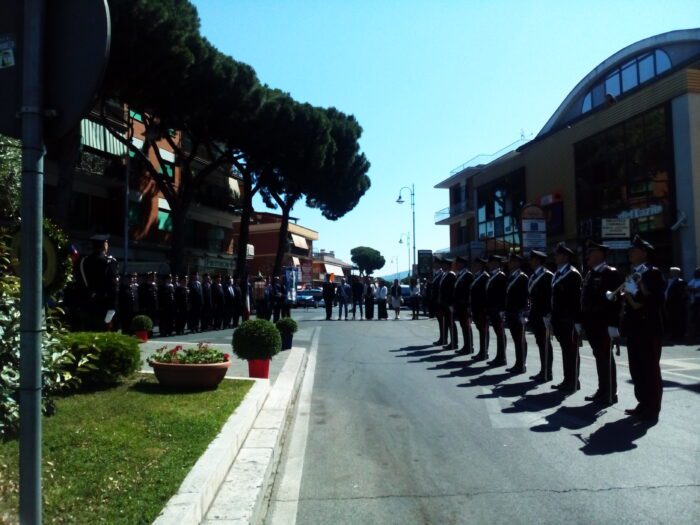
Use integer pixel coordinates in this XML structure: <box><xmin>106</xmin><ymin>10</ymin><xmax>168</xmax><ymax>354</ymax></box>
<box><xmin>203</xmin><ymin>347</ymin><xmax>309</xmax><ymax>525</ymax></box>
<box><xmin>152</xmin><ymin>377</ymin><xmax>270</xmax><ymax>525</ymax></box>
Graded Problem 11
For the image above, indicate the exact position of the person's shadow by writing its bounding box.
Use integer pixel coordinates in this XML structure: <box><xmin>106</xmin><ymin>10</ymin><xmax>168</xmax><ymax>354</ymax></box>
<box><xmin>458</xmin><ymin>371</ymin><xmax>512</xmax><ymax>388</ymax></box>
<box><xmin>502</xmin><ymin>389</ymin><xmax>567</xmax><ymax>414</ymax></box>
<box><xmin>575</xmin><ymin>416</ymin><xmax>657</xmax><ymax>455</ymax></box>
<box><xmin>482</xmin><ymin>379</ymin><xmax>540</xmax><ymax>398</ymax></box>
<box><xmin>529</xmin><ymin>402</ymin><xmax>604</xmax><ymax>433</ymax></box>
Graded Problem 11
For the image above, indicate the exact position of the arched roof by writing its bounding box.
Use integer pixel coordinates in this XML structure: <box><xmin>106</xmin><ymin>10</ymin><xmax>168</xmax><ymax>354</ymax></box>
<box><xmin>538</xmin><ymin>28</ymin><xmax>700</xmax><ymax>137</ymax></box>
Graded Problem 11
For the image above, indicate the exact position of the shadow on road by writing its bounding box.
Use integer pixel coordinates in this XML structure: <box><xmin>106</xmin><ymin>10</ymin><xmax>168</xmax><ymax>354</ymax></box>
<box><xmin>479</xmin><ymin>379</ymin><xmax>540</xmax><ymax>398</ymax></box>
<box><xmin>390</xmin><ymin>345</ymin><xmax>435</xmax><ymax>352</ymax></box>
<box><xmin>457</xmin><ymin>371</ymin><xmax>512</xmax><ymax>388</ymax></box>
<box><xmin>530</xmin><ymin>402</ymin><xmax>603</xmax><ymax>433</ymax></box>
<box><xmin>501</xmin><ymin>389</ymin><xmax>567</xmax><ymax>413</ymax></box>
<box><xmin>575</xmin><ymin>416</ymin><xmax>657</xmax><ymax>455</ymax></box>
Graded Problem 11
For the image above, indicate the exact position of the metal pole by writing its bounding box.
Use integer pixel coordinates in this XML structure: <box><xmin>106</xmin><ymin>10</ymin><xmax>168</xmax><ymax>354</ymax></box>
<box><xmin>407</xmin><ymin>233</ymin><xmax>411</xmax><ymax>278</ymax></box>
<box><xmin>411</xmin><ymin>184</ymin><xmax>416</xmax><ymax>268</ymax></box>
<box><xmin>19</xmin><ymin>0</ymin><xmax>46</xmax><ymax>523</ymax></box>
<box><xmin>123</xmin><ymin>142</ymin><xmax>130</xmax><ymax>274</ymax></box>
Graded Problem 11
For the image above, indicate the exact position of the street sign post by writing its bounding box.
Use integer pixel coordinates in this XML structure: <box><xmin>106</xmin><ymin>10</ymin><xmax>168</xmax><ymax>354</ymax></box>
<box><xmin>417</xmin><ymin>250</ymin><xmax>432</xmax><ymax>278</ymax></box>
<box><xmin>521</xmin><ymin>204</ymin><xmax>547</xmax><ymax>252</ymax></box>
<box><xmin>0</xmin><ymin>2</ymin><xmax>110</xmax><ymax>523</ymax></box>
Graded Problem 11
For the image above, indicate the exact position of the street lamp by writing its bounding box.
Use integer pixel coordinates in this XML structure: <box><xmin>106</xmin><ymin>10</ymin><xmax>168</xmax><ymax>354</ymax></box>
<box><xmin>390</xmin><ymin>255</ymin><xmax>399</xmax><ymax>276</ymax></box>
<box><xmin>398</xmin><ymin>232</ymin><xmax>410</xmax><ymax>279</ymax></box>
<box><xmin>396</xmin><ymin>184</ymin><xmax>416</xmax><ymax>269</ymax></box>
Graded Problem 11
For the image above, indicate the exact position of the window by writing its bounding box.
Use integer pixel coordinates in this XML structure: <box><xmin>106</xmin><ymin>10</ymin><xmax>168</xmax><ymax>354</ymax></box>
<box><xmin>655</xmin><ymin>49</ymin><xmax>671</xmax><ymax>73</ymax></box>
<box><xmin>605</xmin><ymin>71</ymin><xmax>621</xmax><ymax>97</ymax></box>
<box><xmin>621</xmin><ymin>60</ymin><xmax>638</xmax><ymax>91</ymax></box>
<box><xmin>475</xmin><ymin>168</ymin><xmax>525</xmax><ymax>254</ymax></box>
<box><xmin>638</xmin><ymin>53</ymin><xmax>654</xmax><ymax>83</ymax></box>
<box><xmin>582</xmin><ymin>92</ymin><xmax>592</xmax><ymax>113</ymax></box>
<box><xmin>161</xmin><ymin>162</ymin><xmax>174</xmax><ymax>178</ymax></box>
<box><xmin>157</xmin><ymin>210</ymin><xmax>173</xmax><ymax>232</ymax></box>
<box><xmin>129</xmin><ymin>110</ymin><xmax>143</xmax><ymax>122</ymax></box>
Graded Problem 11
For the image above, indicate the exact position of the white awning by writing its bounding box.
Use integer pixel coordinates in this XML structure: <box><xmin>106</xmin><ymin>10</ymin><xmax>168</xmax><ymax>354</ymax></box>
<box><xmin>291</xmin><ymin>257</ymin><xmax>301</xmax><ymax>267</ymax></box>
<box><xmin>324</xmin><ymin>263</ymin><xmax>345</xmax><ymax>276</ymax></box>
<box><xmin>291</xmin><ymin>233</ymin><xmax>309</xmax><ymax>249</ymax></box>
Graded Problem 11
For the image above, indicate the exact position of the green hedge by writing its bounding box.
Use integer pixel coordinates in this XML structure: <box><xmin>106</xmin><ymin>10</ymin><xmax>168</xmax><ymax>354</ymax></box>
<box><xmin>232</xmin><ymin>320</ymin><xmax>281</xmax><ymax>361</ymax></box>
<box><xmin>59</xmin><ymin>332</ymin><xmax>141</xmax><ymax>386</ymax></box>
<box><xmin>275</xmin><ymin>317</ymin><xmax>298</xmax><ymax>335</ymax></box>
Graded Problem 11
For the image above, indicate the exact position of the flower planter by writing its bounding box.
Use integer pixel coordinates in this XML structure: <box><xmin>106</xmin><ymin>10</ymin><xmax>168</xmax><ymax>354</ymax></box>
<box><xmin>135</xmin><ymin>330</ymin><xmax>149</xmax><ymax>343</ymax></box>
<box><xmin>281</xmin><ymin>332</ymin><xmax>293</xmax><ymax>351</ymax></box>
<box><xmin>150</xmin><ymin>361</ymin><xmax>231</xmax><ymax>388</ymax></box>
<box><xmin>247</xmin><ymin>359</ymin><xmax>270</xmax><ymax>379</ymax></box>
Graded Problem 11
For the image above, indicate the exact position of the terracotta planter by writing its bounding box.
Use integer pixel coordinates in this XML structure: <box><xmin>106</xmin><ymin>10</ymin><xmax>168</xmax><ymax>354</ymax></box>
<box><xmin>150</xmin><ymin>360</ymin><xmax>231</xmax><ymax>388</ymax></box>
<box><xmin>135</xmin><ymin>330</ymin><xmax>149</xmax><ymax>342</ymax></box>
<box><xmin>248</xmin><ymin>359</ymin><xmax>270</xmax><ymax>379</ymax></box>
<box><xmin>281</xmin><ymin>332</ymin><xmax>293</xmax><ymax>351</ymax></box>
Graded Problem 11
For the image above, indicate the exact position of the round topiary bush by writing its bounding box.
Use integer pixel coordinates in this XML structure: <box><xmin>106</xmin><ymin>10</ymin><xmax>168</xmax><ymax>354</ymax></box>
<box><xmin>275</xmin><ymin>317</ymin><xmax>298</xmax><ymax>335</ymax></box>
<box><xmin>131</xmin><ymin>315</ymin><xmax>153</xmax><ymax>332</ymax></box>
<box><xmin>232</xmin><ymin>319</ymin><xmax>281</xmax><ymax>361</ymax></box>
<box><xmin>59</xmin><ymin>332</ymin><xmax>141</xmax><ymax>385</ymax></box>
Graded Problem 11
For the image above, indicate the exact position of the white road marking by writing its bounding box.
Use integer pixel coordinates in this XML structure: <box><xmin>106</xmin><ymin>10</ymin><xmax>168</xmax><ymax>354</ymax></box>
<box><xmin>266</xmin><ymin>327</ymin><xmax>321</xmax><ymax>525</ymax></box>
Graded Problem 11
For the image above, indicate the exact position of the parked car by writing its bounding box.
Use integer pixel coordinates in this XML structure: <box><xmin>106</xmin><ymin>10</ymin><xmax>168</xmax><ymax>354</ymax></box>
<box><xmin>295</xmin><ymin>290</ymin><xmax>318</xmax><ymax>308</ymax></box>
<box><xmin>400</xmin><ymin>284</ymin><xmax>411</xmax><ymax>309</ymax></box>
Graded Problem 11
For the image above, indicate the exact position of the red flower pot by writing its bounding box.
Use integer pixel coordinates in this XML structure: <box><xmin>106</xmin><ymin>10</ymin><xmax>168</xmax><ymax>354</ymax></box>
<box><xmin>135</xmin><ymin>330</ymin><xmax>149</xmax><ymax>342</ymax></box>
<box><xmin>150</xmin><ymin>361</ymin><xmax>231</xmax><ymax>389</ymax></box>
<box><xmin>248</xmin><ymin>359</ymin><xmax>270</xmax><ymax>379</ymax></box>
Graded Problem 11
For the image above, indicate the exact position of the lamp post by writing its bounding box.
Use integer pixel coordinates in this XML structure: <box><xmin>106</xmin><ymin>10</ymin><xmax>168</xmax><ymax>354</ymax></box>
<box><xmin>396</xmin><ymin>184</ymin><xmax>415</xmax><ymax>269</ymax></box>
<box><xmin>390</xmin><ymin>256</ymin><xmax>399</xmax><ymax>277</ymax></box>
<box><xmin>398</xmin><ymin>232</ymin><xmax>410</xmax><ymax>279</ymax></box>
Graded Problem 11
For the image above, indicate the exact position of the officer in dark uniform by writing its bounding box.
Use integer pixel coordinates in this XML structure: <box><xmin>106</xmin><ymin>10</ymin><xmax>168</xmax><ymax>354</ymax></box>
<box><xmin>431</xmin><ymin>256</ymin><xmax>445</xmax><ymax>345</ymax></box>
<box><xmin>158</xmin><ymin>274</ymin><xmax>176</xmax><ymax>337</ymax></box>
<box><xmin>322</xmin><ymin>276</ymin><xmax>336</xmax><ymax>320</ymax></box>
<box><xmin>580</xmin><ymin>240</ymin><xmax>624</xmax><ymax>405</ymax></box>
<box><xmin>141</xmin><ymin>272</ymin><xmax>159</xmax><ymax>332</ymax></box>
<box><xmin>188</xmin><ymin>271</ymin><xmax>204</xmax><ymax>332</ymax></box>
<box><xmin>528</xmin><ymin>250</ymin><xmax>553</xmax><ymax>382</ymax></box>
<box><xmin>505</xmin><ymin>254</ymin><xmax>529</xmax><ymax>374</ymax></box>
<box><xmin>118</xmin><ymin>273</ymin><xmax>137</xmax><ymax>334</ymax></box>
<box><xmin>453</xmin><ymin>256</ymin><xmax>474</xmax><ymax>354</ymax></box>
<box><xmin>77</xmin><ymin>234</ymin><xmax>118</xmax><ymax>331</ymax></box>
<box><xmin>175</xmin><ymin>275</ymin><xmax>189</xmax><ymax>335</ymax></box>
<box><xmin>485</xmin><ymin>254</ymin><xmax>507</xmax><ymax>367</ymax></box>
<box><xmin>470</xmin><ymin>258</ymin><xmax>490</xmax><ymax>361</ymax></box>
<box><xmin>549</xmin><ymin>243</ymin><xmax>582</xmax><ymax>393</ymax></box>
<box><xmin>201</xmin><ymin>273</ymin><xmax>213</xmax><ymax>331</ymax></box>
<box><xmin>211</xmin><ymin>274</ymin><xmax>225</xmax><ymax>329</ymax></box>
<box><xmin>621</xmin><ymin>235</ymin><xmax>665</xmax><ymax>421</ymax></box>
<box><xmin>439</xmin><ymin>257</ymin><xmax>458</xmax><ymax>350</ymax></box>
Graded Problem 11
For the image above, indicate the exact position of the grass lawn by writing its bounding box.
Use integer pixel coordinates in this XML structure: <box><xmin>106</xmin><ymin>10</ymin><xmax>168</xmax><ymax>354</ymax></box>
<box><xmin>0</xmin><ymin>374</ymin><xmax>252</xmax><ymax>524</ymax></box>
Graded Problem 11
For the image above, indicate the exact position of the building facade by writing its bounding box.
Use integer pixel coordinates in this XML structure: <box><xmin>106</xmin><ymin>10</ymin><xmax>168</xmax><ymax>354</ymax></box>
<box><xmin>436</xmin><ymin>29</ymin><xmax>700</xmax><ymax>276</ymax></box>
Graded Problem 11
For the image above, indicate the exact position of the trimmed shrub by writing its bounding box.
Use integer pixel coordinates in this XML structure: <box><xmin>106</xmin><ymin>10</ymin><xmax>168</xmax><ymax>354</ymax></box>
<box><xmin>232</xmin><ymin>320</ymin><xmax>281</xmax><ymax>361</ymax></box>
<box><xmin>275</xmin><ymin>317</ymin><xmax>298</xmax><ymax>335</ymax></box>
<box><xmin>131</xmin><ymin>315</ymin><xmax>153</xmax><ymax>332</ymax></box>
<box><xmin>59</xmin><ymin>332</ymin><xmax>141</xmax><ymax>385</ymax></box>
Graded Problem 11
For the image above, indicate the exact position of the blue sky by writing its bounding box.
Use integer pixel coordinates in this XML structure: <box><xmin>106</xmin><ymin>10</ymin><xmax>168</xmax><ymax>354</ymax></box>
<box><xmin>193</xmin><ymin>0</ymin><xmax>697</xmax><ymax>274</ymax></box>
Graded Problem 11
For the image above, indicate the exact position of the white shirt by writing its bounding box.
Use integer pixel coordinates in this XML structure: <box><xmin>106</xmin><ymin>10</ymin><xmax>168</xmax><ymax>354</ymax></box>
<box><xmin>375</xmin><ymin>286</ymin><xmax>388</xmax><ymax>300</ymax></box>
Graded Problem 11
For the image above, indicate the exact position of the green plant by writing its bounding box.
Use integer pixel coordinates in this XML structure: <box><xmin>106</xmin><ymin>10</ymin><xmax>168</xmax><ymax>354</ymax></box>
<box><xmin>131</xmin><ymin>315</ymin><xmax>153</xmax><ymax>332</ymax></box>
<box><xmin>0</xmin><ymin>234</ymin><xmax>88</xmax><ymax>438</ymax></box>
<box><xmin>58</xmin><ymin>332</ymin><xmax>140</xmax><ymax>386</ymax></box>
<box><xmin>275</xmin><ymin>317</ymin><xmax>298</xmax><ymax>335</ymax></box>
<box><xmin>149</xmin><ymin>342</ymin><xmax>229</xmax><ymax>364</ymax></box>
<box><xmin>232</xmin><ymin>319</ymin><xmax>281</xmax><ymax>361</ymax></box>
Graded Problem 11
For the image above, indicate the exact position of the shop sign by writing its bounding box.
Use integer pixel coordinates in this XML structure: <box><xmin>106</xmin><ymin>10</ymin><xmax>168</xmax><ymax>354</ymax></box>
<box><xmin>417</xmin><ymin>250</ymin><xmax>433</xmax><ymax>278</ymax></box>
<box><xmin>469</xmin><ymin>241</ymin><xmax>484</xmax><ymax>258</ymax></box>
<box><xmin>601</xmin><ymin>218</ymin><xmax>630</xmax><ymax>238</ymax></box>
<box><xmin>522</xmin><ymin>217</ymin><xmax>547</xmax><ymax>251</ymax></box>
<box><xmin>606</xmin><ymin>240</ymin><xmax>632</xmax><ymax>250</ymax></box>
<box><xmin>617</xmin><ymin>205</ymin><xmax>663</xmax><ymax>220</ymax></box>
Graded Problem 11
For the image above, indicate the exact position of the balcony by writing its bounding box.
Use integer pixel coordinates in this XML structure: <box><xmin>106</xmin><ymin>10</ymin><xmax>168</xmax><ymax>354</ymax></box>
<box><xmin>434</xmin><ymin>200</ymin><xmax>474</xmax><ymax>225</ymax></box>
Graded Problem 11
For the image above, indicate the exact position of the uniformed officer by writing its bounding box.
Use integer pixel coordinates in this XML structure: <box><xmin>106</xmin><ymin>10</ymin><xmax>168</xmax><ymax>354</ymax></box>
<box><xmin>580</xmin><ymin>240</ymin><xmax>624</xmax><ymax>405</ymax></box>
<box><xmin>141</xmin><ymin>272</ymin><xmax>159</xmax><ymax>331</ymax></box>
<box><xmin>439</xmin><ymin>257</ymin><xmax>458</xmax><ymax>350</ymax></box>
<box><xmin>505</xmin><ymin>254</ymin><xmax>529</xmax><ymax>374</ymax></box>
<box><xmin>470</xmin><ymin>258</ymin><xmax>490</xmax><ymax>361</ymax></box>
<box><xmin>201</xmin><ymin>273</ymin><xmax>213</xmax><ymax>331</ymax></box>
<box><xmin>431</xmin><ymin>256</ymin><xmax>446</xmax><ymax>346</ymax></box>
<box><xmin>76</xmin><ymin>234</ymin><xmax>118</xmax><ymax>331</ymax></box>
<box><xmin>159</xmin><ymin>274</ymin><xmax>176</xmax><ymax>337</ymax></box>
<box><xmin>528</xmin><ymin>250</ymin><xmax>553</xmax><ymax>382</ymax></box>
<box><xmin>620</xmin><ymin>235</ymin><xmax>665</xmax><ymax>421</ymax></box>
<box><xmin>549</xmin><ymin>243</ymin><xmax>582</xmax><ymax>393</ymax></box>
<box><xmin>485</xmin><ymin>254</ymin><xmax>507</xmax><ymax>367</ymax></box>
<box><xmin>453</xmin><ymin>256</ymin><xmax>474</xmax><ymax>354</ymax></box>
<box><xmin>211</xmin><ymin>274</ymin><xmax>225</xmax><ymax>329</ymax></box>
<box><xmin>118</xmin><ymin>272</ymin><xmax>137</xmax><ymax>334</ymax></box>
<box><xmin>188</xmin><ymin>271</ymin><xmax>204</xmax><ymax>332</ymax></box>
<box><xmin>174</xmin><ymin>275</ymin><xmax>189</xmax><ymax>335</ymax></box>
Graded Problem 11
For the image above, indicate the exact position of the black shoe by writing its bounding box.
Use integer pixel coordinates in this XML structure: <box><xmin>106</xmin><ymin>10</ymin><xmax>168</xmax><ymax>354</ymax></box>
<box><xmin>433</xmin><ymin>340</ymin><xmax>445</xmax><ymax>346</ymax></box>
<box><xmin>488</xmin><ymin>359</ymin><xmax>507</xmax><ymax>367</ymax></box>
<box><xmin>584</xmin><ymin>391</ymin><xmax>602</xmax><ymax>402</ymax></box>
<box><xmin>551</xmin><ymin>382</ymin><xmax>566</xmax><ymax>390</ymax></box>
<box><xmin>595</xmin><ymin>394</ymin><xmax>618</xmax><ymax>406</ymax></box>
<box><xmin>530</xmin><ymin>372</ymin><xmax>544</xmax><ymax>381</ymax></box>
<box><xmin>508</xmin><ymin>366</ymin><xmax>526</xmax><ymax>375</ymax></box>
<box><xmin>472</xmin><ymin>353</ymin><xmax>488</xmax><ymax>362</ymax></box>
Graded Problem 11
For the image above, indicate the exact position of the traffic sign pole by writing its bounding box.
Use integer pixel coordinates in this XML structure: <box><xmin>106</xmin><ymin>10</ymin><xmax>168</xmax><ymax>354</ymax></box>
<box><xmin>18</xmin><ymin>0</ymin><xmax>46</xmax><ymax>523</ymax></box>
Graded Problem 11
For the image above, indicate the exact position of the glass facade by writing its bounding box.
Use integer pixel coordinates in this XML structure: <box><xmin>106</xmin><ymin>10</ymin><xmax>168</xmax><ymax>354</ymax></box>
<box><xmin>476</xmin><ymin>168</ymin><xmax>525</xmax><ymax>254</ymax></box>
<box><xmin>575</xmin><ymin>105</ymin><xmax>674</xmax><ymax>264</ymax></box>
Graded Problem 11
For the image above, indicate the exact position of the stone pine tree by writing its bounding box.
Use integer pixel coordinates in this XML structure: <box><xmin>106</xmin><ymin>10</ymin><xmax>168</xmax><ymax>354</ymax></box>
<box><xmin>0</xmin><ymin>134</ymin><xmax>21</xmax><ymax>219</ymax></box>
<box><xmin>350</xmin><ymin>247</ymin><xmax>385</xmax><ymax>276</ymax></box>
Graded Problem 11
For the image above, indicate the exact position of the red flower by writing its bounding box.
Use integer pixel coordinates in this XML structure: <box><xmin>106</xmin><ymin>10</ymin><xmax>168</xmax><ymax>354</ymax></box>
<box><xmin>223</xmin><ymin>353</ymin><xmax>230</xmax><ymax>361</ymax></box>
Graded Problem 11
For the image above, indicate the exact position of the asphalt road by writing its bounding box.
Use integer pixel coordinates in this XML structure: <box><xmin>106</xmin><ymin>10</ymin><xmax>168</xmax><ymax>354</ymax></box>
<box><xmin>265</xmin><ymin>309</ymin><xmax>700</xmax><ymax>525</ymax></box>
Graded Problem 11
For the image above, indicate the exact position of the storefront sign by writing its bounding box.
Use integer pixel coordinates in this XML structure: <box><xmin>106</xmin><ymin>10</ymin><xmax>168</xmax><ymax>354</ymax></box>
<box><xmin>606</xmin><ymin>240</ymin><xmax>632</xmax><ymax>250</ymax></box>
<box><xmin>601</xmin><ymin>218</ymin><xmax>630</xmax><ymax>238</ymax></box>
<box><xmin>469</xmin><ymin>241</ymin><xmax>484</xmax><ymax>258</ymax></box>
<box><xmin>301</xmin><ymin>261</ymin><xmax>313</xmax><ymax>283</ymax></box>
<box><xmin>417</xmin><ymin>250</ymin><xmax>433</xmax><ymax>278</ymax></box>
<box><xmin>522</xmin><ymin>217</ymin><xmax>547</xmax><ymax>251</ymax></box>
<box><xmin>617</xmin><ymin>205</ymin><xmax>663</xmax><ymax>220</ymax></box>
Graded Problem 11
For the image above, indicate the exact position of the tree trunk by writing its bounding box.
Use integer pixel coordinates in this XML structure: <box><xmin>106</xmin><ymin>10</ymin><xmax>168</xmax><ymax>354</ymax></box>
<box><xmin>271</xmin><ymin>203</ymin><xmax>291</xmax><ymax>278</ymax></box>
<box><xmin>51</xmin><ymin>124</ymin><xmax>81</xmax><ymax>228</ymax></box>
<box><xmin>235</xmin><ymin>172</ymin><xmax>254</xmax><ymax>313</ymax></box>
<box><xmin>170</xmin><ymin>205</ymin><xmax>187</xmax><ymax>276</ymax></box>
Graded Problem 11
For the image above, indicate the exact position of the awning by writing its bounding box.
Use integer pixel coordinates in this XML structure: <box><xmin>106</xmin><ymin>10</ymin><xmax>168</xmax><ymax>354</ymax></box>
<box><xmin>291</xmin><ymin>233</ymin><xmax>309</xmax><ymax>249</ymax></box>
<box><xmin>80</xmin><ymin>119</ymin><xmax>128</xmax><ymax>156</ymax></box>
<box><xmin>291</xmin><ymin>257</ymin><xmax>301</xmax><ymax>267</ymax></box>
<box><xmin>324</xmin><ymin>263</ymin><xmax>345</xmax><ymax>276</ymax></box>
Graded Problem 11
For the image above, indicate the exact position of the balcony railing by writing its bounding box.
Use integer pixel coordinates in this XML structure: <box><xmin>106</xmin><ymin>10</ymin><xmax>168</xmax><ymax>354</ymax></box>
<box><xmin>434</xmin><ymin>200</ymin><xmax>474</xmax><ymax>223</ymax></box>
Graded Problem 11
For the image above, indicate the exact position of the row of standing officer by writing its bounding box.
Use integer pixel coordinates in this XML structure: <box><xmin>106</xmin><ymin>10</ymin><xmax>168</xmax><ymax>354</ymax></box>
<box><xmin>427</xmin><ymin>234</ymin><xmax>665</xmax><ymax>421</ymax></box>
